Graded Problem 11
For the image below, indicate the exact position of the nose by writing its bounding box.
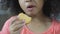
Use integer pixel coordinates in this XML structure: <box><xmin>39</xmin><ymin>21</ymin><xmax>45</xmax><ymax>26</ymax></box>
<box><xmin>25</xmin><ymin>0</ymin><xmax>32</xmax><ymax>2</ymax></box>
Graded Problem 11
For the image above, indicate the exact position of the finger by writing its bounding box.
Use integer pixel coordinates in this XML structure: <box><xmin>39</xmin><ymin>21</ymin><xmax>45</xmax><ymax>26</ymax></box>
<box><xmin>10</xmin><ymin>16</ymin><xmax>24</xmax><ymax>25</ymax></box>
<box><xmin>11</xmin><ymin>20</ymin><xmax>25</xmax><ymax>27</ymax></box>
<box><xmin>10</xmin><ymin>23</ymin><xmax>24</xmax><ymax>32</ymax></box>
<box><xmin>10</xmin><ymin>16</ymin><xmax>19</xmax><ymax>25</ymax></box>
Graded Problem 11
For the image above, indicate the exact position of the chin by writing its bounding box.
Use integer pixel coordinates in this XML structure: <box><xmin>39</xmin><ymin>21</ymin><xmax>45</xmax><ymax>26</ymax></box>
<box><xmin>27</xmin><ymin>13</ymin><xmax>37</xmax><ymax>17</ymax></box>
<box><xmin>25</xmin><ymin>12</ymin><xmax>37</xmax><ymax>16</ymax></box>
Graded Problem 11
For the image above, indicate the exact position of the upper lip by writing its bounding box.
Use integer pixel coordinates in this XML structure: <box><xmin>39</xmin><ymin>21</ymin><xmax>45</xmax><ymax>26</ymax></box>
<box><xmin>27</xmin><ymin>5</ymin><xmax>36</xmax><ymax>8</ymax></box>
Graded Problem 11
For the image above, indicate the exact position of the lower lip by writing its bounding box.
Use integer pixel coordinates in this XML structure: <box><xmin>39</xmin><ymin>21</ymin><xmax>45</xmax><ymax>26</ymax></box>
<box><xmin>27</xmin><ymin>8</ymin><xmax>34</xmax><ymax>11</ymax></box>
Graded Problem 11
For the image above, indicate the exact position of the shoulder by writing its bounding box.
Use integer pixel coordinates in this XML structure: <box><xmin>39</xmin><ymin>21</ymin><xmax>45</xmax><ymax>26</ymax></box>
<box><xmin>53</xmin><ymin>20</ymin><xmax>60</xmax><ymax>34</ymax></box>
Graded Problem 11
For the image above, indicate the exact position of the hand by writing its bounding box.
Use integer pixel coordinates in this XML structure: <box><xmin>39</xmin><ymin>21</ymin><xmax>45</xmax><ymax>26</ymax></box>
<box><xmin>9</xmin><ymin>16</ymin><xmax>25</xmax><ymax>34</ymax></box>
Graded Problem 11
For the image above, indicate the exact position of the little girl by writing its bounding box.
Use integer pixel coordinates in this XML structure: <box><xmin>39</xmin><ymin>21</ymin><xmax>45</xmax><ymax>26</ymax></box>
<box><xmin>0</xmin><ymin>0</ymin><xmax>60</xmax><ymax>34</ymax></box>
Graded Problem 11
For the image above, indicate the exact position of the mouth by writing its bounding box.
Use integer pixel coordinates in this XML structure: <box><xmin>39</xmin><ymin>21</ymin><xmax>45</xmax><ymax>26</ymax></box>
<box><xmin>27</xmin><ymin>5</ymin><xmax>36</xmax><ymax>11</ymax></box>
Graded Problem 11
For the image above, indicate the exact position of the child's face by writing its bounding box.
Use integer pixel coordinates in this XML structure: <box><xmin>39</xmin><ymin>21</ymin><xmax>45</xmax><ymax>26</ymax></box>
<box><xmin>18</xmin><ymin>0</ymin><xmax>44</xmax><ymax>16</ymax></box>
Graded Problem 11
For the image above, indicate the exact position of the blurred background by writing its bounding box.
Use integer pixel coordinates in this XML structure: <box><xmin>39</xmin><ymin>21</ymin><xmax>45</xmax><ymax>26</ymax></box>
<box><xmin>0</xmin><ymin>0</ymin><xmax>16</xmax><ymax>30</ymax></box>
<box><xmin>0</xmin><ymin>0</ymin><xmax>60</xmax><ymax>31</ymax></box>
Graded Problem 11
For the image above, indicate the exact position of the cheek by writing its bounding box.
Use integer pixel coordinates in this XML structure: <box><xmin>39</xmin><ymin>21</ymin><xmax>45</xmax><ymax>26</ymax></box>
<box><xmin>36</xmin><ymin>0</ymin><xmax>44</xmax><ymax>9</ymax></box>
<box><xmin>18</xmin><ymin>0</ymin><xmax>24</xmax><ymax>4</ymax></box>
<box><xmin>33</xmin><ymin>0</ymin><xmax>44</xmax><ymax>14</ymax></box>
<box><xmin>18</xmin><ymin>0</ymin><xmax>25</xmax><ymax>10</ymax></box>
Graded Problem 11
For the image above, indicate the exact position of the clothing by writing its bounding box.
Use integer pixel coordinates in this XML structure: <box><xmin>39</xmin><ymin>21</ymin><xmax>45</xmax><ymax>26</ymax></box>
<box><xmin>0</xmin><ymin>16</ymin><xmax>60</xmax><ymax>34</ymax></box>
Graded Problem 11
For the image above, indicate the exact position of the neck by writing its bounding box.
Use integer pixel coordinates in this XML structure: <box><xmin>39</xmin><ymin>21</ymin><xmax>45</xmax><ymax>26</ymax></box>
<box><xmin>32</xmin><ymin>12</ymin><xmax>48</xmax><ymax>22</ymax></box>
<box><xmin>30</xmin><ymin>11</ymin><xmax>51</xmax><ymax>25</ymax></box>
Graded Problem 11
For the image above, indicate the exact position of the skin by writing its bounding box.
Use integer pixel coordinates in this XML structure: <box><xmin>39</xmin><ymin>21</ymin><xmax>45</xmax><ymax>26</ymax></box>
<box><xmin>9</xmin><ymin>0</ymin><xmax>52</xmax><ymax>34</ymax></box>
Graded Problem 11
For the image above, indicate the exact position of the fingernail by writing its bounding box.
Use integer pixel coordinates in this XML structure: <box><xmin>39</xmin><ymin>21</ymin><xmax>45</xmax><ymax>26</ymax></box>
<box><xmin>22</xmin><ymin>19</ymin><xmax>25</xmax><ymax>23</ymax></box>
<box><xmin>22</xmin><ymin>20</ymin><xmax>26</xmax><ymax>25</ymax></box>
